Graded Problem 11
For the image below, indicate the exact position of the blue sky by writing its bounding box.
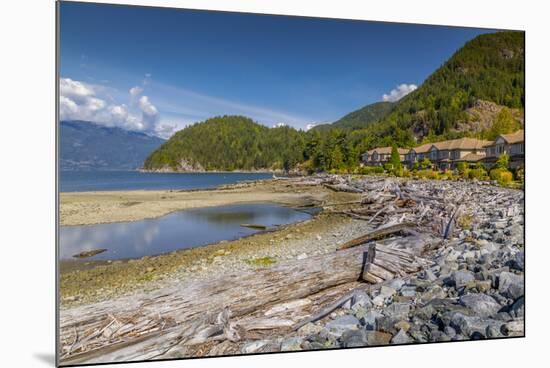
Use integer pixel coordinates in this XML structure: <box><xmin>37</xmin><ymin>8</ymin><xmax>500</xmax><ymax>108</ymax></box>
<box><xmin>59</xmin><ymin>1</ymin><xmax>496</xmax><ymax>137</ymax></box>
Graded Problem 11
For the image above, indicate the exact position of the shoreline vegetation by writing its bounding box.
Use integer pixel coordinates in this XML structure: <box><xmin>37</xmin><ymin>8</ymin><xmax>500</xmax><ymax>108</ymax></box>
<box><xmin>59</xmin><ymin>174</ymin><xmax>524</xmax><ymax>364</ymax></box>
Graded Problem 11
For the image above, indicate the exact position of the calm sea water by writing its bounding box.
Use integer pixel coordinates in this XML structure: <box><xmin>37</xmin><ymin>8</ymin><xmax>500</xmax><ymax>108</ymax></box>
<box><xmin>60</xmin><ymin>170</ymin><xmax>273</xmax><ymax>192</ymax></box>
<box><xmin>60</xmin><ymin>204</ymin><xmax>318</xmax><ymax>260</ymax></box>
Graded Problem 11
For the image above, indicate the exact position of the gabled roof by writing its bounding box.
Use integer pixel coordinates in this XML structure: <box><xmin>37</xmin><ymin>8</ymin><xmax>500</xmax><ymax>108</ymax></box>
<box><xmin>432</xmin><ymin>137</ymin><xmax>492</xmax><ymax>151</ymax></box>
<box><xmin>410</xmin><ymin>143</ymin><xmax>433</xmax><ymax>154</ymax></box>
<box><xmin>500</xmin><ymin>130</ymin><xmax>524</xmax><ymax>144</ymax></box>
<box><xmin>369</xmin><ymin>147</ymin><xmax>408</xmax><ymax>155</ymax></box>
<box><xmin>456</xmin><ymin>153</ymin><xmax>484</xmax><ymax>162</ymax></box>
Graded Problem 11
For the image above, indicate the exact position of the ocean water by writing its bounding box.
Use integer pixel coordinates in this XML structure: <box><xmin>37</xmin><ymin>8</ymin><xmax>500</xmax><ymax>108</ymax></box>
<box><xmin>60</xmin><ymin>204</ymin><xmax>318</xmax><ymax>260</ymax></box>
<box><xmin>59</xmin><ymin>170</ymin><xmax>273</xmax><ymax>192</ymax></box>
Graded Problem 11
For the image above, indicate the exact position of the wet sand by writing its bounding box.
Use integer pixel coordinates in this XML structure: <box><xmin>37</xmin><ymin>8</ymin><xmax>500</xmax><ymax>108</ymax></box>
<box><xmin>60</xmin><ymin>180</ymin><xmax>330</xmax><ymax>226</ymax></box>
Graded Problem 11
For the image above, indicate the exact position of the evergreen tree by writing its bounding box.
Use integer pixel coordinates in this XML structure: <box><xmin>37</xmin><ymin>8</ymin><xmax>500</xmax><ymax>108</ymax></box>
<box><xmin>389</xmin><ymin>145</ymin><xmax>402</xmax><ymax>171</ymax></box>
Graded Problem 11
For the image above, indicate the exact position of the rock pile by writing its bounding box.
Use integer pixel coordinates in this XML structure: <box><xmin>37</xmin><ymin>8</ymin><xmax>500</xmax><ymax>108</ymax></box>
<box><xmin>244</xmin><ymin>175</ymin><xmax>525</xmax><ymax>352</ymax></box>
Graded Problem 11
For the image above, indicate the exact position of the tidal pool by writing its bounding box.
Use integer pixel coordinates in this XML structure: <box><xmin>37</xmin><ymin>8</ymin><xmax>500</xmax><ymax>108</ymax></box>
<box><xmin>59</xmin><ymin>203</ymin><xmax>318</xmax><ymax>260</ymax></box>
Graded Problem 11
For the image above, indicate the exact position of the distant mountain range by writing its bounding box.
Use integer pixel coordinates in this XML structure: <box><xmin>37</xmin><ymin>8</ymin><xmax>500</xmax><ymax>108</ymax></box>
<box><xmin>60</xmin><ymin>121</ymin><xmax>165</xmax><ymax>171</ymax></box>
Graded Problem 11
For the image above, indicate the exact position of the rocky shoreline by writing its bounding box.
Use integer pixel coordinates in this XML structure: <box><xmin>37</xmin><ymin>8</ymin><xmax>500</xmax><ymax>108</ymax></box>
<box><xmin>239</xmin><ymin>177</ymin><xmax>525</xmax><ymax>352</ymax></box>
<box><xmin>59</xmin><ymin>175</ymin><xmax>524</xmax><ymax>363</ymax></box>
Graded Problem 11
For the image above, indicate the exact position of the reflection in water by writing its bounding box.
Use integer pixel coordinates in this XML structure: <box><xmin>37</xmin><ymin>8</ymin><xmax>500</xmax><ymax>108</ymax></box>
<box><xmin>60</xmin><ymin>204</ymin><xmax>316</xmax><ymax>260</ymax></box>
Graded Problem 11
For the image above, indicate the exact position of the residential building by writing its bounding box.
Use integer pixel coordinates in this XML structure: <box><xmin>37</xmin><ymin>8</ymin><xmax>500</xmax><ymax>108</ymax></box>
<box><xmin>362</xmin><ymin>130</ymin><xmax>523</xmax><ymax>171</ymax></box>
<box><xmin>430</xmin><ymin>137</ymin><xmax>491</xmax><ymax>170</ymax></box>
<box><xmin>483</xmin><ymin>130</ymin><xmax>524</xmax><ymax>169</ymax></box>
<box><xmin>361</xmin><ymin>146</ymin><xmax>408</xmax><ymax>166</ymax></box>
<box><xmin>404</xmin><ymin>143</ymin><xmax>432</xmax><ymax>168</ymax></box>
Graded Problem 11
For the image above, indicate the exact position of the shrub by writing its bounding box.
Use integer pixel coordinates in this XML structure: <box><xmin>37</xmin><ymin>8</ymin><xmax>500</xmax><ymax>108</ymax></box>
<box><xmin>468</xmin><ymin>167</ymin><xmax>488</xmax><ymax>180</ymax></box>
<box><xmin>392</xmin><ymin>167</ymin><xmax>405</xmax><ymax>177</ymax></box>
<box><xmin>490</xmin><ymin>168</ymin><xmax>513</xmax><ymax>185</ymax></box>
<box><xmin>515</xmin><ymin>167</ymin><xmax>525</xmax><ymax>183</ymax></box>
<box><xmin>359</xmin><ymin>166</ymin><xmax>385</xmax><ymax>175</ymax></box>
<box><xmin>456</xmin><ymin>162</ymin><xmax>468</xmax><ymax>174</ymax></box>
<box><xmin>401</xmin><ymin>169</ymin><xmax>412</xmax><ymax>178</ymax></box>
<box><xmin>494</xmin><ymin>153</ymin><xmax>510</xmax><ymax>170</ymax></box>
<box><xmin>383</xmin><ymin>163</ymin><xmax>394</xmax><ymax>172</ymax></box>
<box><xmin>420</xmin><ymin>158</ymin><xmax>432</xmax><ymax>170</ymax></box>
<box><xmin>417</xmin><ymin>169</ymin><xmax>439</xmax><ymax>180</ymax></box>
<box><xmin>439</xmin><ymin>171</ymin><xmax>456</xmax><ymax>181</ymax></box>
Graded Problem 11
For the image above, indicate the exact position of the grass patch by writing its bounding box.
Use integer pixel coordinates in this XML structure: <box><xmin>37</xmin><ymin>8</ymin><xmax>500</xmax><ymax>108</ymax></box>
<box><xmin>245</xmin><ymin>256</ymin><xmax>277</xmax><ymax>267</ymax></box>
<box><xmin>457</xmin><ymin>214</ymin><xmax>473</xmax><ymax>229</ymax></box>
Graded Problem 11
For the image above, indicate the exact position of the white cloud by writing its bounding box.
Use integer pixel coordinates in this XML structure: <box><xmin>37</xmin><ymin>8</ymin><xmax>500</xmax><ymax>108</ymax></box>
<box><xmin>305</xmin><ymin>123</ymin><xmax>317</xmax><ymax>131</ymax></box>
<box><xmin>129</xmin><ymin>86</ymin><xmax>144</xmax><ymax>101</ymax></box>
<box><xmin>272</xmin><ymin>122</ymin><xmax>287</xmax><ymax>128</ymax></box>
<box><xmin>137</xmin><ymin>95</ymin><xmax>159</xmax><ymax>130</ymax></box>
<box><xmin>154</xmin><ymin>123</ymin><xmax>178</xmax><ymax>139</ymax></box>
<box><xmin>59</xmin><ymin>77</ymin><xmax>162</xmax><ymax>135</ymax></box>
<box><xmin>60</xmin><ymin>78</ymin><xmax>94</xmax><ymax>103</ymax></box>
<box><xmin>382</xmin><ymin>83</ymin><xmax>418</xmax><ymax>102</ymax></box>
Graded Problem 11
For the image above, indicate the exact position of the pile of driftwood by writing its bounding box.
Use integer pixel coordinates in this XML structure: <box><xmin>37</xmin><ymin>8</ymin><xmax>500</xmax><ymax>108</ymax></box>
<box><xmin>59</xmin><ymin>175</ymin><xmax>508</xmax><ymax>364</ymax></box>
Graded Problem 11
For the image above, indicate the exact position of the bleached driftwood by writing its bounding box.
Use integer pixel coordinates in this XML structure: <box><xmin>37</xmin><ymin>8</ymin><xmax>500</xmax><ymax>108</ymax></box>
<box><xmin>60</xmin><ymin>241</ymin><xmax>430</xmax><ymax>365</ymax></box>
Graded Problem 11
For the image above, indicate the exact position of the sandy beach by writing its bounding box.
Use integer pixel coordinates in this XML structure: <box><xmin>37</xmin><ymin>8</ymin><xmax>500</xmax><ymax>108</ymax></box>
<box><xmin>60</xmin><ymin>179</ymin><xmax>334</xmax><ymax>226</ymax></box>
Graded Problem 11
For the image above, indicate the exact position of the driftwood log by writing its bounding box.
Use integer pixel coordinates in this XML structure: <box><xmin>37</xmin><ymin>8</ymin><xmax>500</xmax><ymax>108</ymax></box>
<box><xmin>338</xmin><ymin>222</ymin><xmax>416</xmax><ymax>250</ymax></box>
<box><xmin>60</xmin><ymin>242</ymin><xmax>430</xmax><ymax>365</ymax></box>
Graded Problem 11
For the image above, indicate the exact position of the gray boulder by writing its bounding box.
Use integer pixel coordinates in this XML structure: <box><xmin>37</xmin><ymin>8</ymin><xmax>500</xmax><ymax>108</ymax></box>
<box><xmin>351</xmin><ymin>290</ymin><xmax>373</xmax><ymax>309</ymax></box>
<box><xmin>450</xmin><ymin>312</ymin><xmax>504</xmax><ymax>338</ymax></box>
<box><xmin>324</xmin><ymin>315</ymin><xmax>360</xmax><ymax>338</ymax></box>
<box><xmin>391</xmin><ymin>329</ymin><xmax>411</xmax><ymax>344</ymax></box>
<box><xmin>400</xmin><ymin>285</ymin><xmax>417</xmax><ymax>297</ymax></box>
<box><xmin>361</xmin><ymin>310</ymin><xmax>382</xmax><ymax>330</ymax></box>
<box><xmin>280</xmin><ymin>337</ymin><xmax>304</xmax><ymax>352</ymax></box>
<box><xmin>450</xmin><ymin>270</ymin><xmax>475</xmax><ymax>288</ymax></box>
<box><xmin>459</xmin><ymin>293</ymin><xmax>501</xmax><ymax>317</ymax></box>
<box><xmin>511</xmin><ymin>251</ymin><xmax>525</xmax><ymax>271</ymax></box>
<box><xmin>341</xmin><ymin>329</ymin><xmax>368</xmax><ymax>348</ymax></box>
<box><xmin>241</xmin><ymin>340</ymin><xmax>273</xmax><ymax>354</ymax></box>
<box><xmin>498</xmin><ymin>272</ymin><xmax>524</xmax><ymax>299</ymax></box>
<box><xmin>508</xmin><ymin>296</ymin><xmax>525</xmax><ymax>318</ymax></box>
<box><xmin>383</xmin><ymin>302</ymin><xmax>411</xmax><ymax>319</ymax></box>
<box><xmin>388</xmin><ymin>278</ymin><xmax>406</xmax><ymax>290</ymax></box>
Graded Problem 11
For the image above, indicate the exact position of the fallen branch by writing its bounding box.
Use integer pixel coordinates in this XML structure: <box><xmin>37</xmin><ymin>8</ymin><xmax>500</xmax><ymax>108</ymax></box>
<box><xmin>337</xmin><ymin>222</ymin><xmax>416</xmax><ymax>250</ymax></box>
